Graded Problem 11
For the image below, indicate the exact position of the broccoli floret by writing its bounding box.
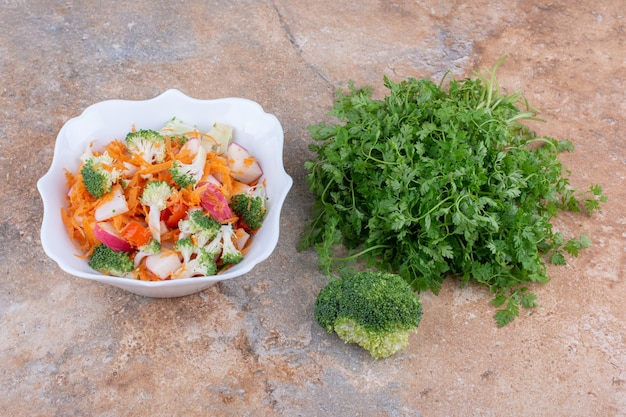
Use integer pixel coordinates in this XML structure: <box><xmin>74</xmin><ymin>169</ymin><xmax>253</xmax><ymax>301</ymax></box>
<box><xmin>196</xmin><ymin>247</ymin><xmax>218</xmax><ymax>275</ymax></box>
<box><xmin>315</xmin><ymin>271</ymin><xmax>423</xmax><ymax>359</ymax></box>
<box><xmin>80</xmin><ymin>152</ymin><xmax>121</xmax><ymax>199</ymax></box>
<box><xmin>169</xmin><ymin>160</ymin><xmax>196</xmax><ymax>189</ymax></box>
<box><xmin>231</xmin><ymin>193</ymin><xmax>266</xmax><ymax>230</ymax></box>
<box><xmin>88</xmin><ymin>243</ymin><xmax>134</xmax><ymax>278</ymax></box>
<box><xmin>125</xmin><ymin>129</ymin><xmax>166</xmax><ymax>164</ymax></box>
<box><xmin>219</xmin><ymin>223</ymin><xmax>243</xmax><ymax>265</ymax></box>
<box><xmin>133</xmin><ymin>238</ymin><xmax>162</xmax><ymax>267</ymax></box>
<box><xmin>140</xmin><ymin>181</ymin><xmax>172</xmax><ymax>242</ymax></box>
<box><xmin>203</xmin><ymin>229</ymin><xmax>223</xmax><ymax>259</ymax></box>
<box><xmin>173</xmin><ymin>236</ymin><xmax>195</xmax><ymax>263</ymax></box>
<box><xmin>178</xmin><ymin>209</ymin><xmax>221</xmax><ymax>247</ymax></box>
<box><xmin>168</xmin><ymin>140</ymin><xmax>208</xmax><ymax>189</ymax></box>
<box><xmin>172</xmin><ymin>238</ymin><xmax>218</xmax><ymax>278</ymax></box>
<box><xmin>178</xmin><ymin>247</ymin><xmax>218</xmax><ymax>278</ymax></box>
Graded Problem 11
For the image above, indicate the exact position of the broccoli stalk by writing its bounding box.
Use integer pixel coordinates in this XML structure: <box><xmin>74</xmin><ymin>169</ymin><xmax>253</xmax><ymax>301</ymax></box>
<box><xmin>125</xmin><ymin>129</ymin><xmax>166</xmax><ymax>164</ymax></box>
<box><xmin>178</xmin><ymin>209</ymin><xmax>221</xmax><ymax>247</ymax></box>
<box><xmin>139</xmin><ymin>181</ymin><xmax>172</xmax><ymax>243</ymax></box>
<box><xmin>231</xmin><ymin>193</ymin><xmax>266</xmax><ymax>230</ymax></box>
<box><xmin>169</xmin><ymin>138</ymin><xmax>208</xmax><ymax>189</ymax></box>
<box><xmin>88</xmin><ymin>243</ymin><xmax>134</xmax><ymax>278</ymax></box>
<box><xmin>80</xmin><ymin>152</ymin><xmax>121</xmax><ymax>199</ymax></box>
<box><xmin>219</xmin><ymin>223</ymin><xmax>243</xmax><ymax>265</ymax></box>
<box><xmin>315</xmin><ymin>271</ymin><xmax>423</xmax><ymax>359</ymax></box>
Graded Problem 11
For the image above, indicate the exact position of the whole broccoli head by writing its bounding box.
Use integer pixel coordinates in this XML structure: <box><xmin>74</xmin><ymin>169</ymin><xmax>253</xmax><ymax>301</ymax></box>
<box><xmin>80</xmin><ymin>153</ymin><xmax>121</xmax><ymax>199</ymax></box>
<box><xmin>231</xmin><ymin>193</ymin><xmax>266</xmax><ymax>230</ymax></box>
<box><xmin>315</xmin><ymin>271</ymin><xmax>423</xmax><ymax>359</ymax></box>
<box><xmin>88</xmin><ymin>243</ymin><xmax>134</xmax><ymax>278</ymax></box>
<box><xmin>125</xmin><ymin>129</ymin><xmax>166</xmax><ymax>164</ymax></box>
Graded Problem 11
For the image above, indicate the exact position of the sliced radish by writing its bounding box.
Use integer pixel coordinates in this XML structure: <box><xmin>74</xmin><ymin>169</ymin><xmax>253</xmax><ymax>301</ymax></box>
<box><xmin>180</xmin><ymin>136</ymin><xmax>201</xmax><ymax>155</ymax></box>
<box><xmin>226</xmin><ymin>142</ymin><xmax>263</xmax><ymax>184</ymax></box>
<box><xmin>94</xmin><ymin>185</ymin><xmax>130</xmax><ymax>221</ymax></box>
<box><xmin>200</xmin><ymin>183</ymin><xmax>234</xmax><ymax>222</ymax></box>
<box><xmin>145</xmin><ymin>250</ymin><xmax>182</xmax><ymax>280</ymax></box>
<box><xmin>94</xmin><ymin>222</ymin><xmax>132</xmax><ymax>252</ymax></box>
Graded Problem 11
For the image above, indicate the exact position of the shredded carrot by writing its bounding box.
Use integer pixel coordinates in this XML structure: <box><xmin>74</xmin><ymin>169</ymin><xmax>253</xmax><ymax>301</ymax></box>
<box><xmin>205</xmin><ymin>152</ymin><xmax>230</xmax><ymax>176</ymax></box>
<box><xmin>204</xmin><ymin>152</ymin><xmax>234</xmax><ymax>198</ymax></box>
<box><xmin>139</xmin><ymin>160</ymin><xmax>173</xmax><ymax>176</ymax></box>
<box><xmin>111</xmin><ymin>213</ymin><xmax>134</xmax><ymax>233</ymax></box>
<box><xmin>169</xmin><ymin>186</ymin><xmax>203</xmax><ymax>209</ymax></box>
<box><xmin>106</xmin><ymin>140</ymin><xmax>133</xmax><ymax>166</ymax></box>
<box><xmin>173</xmin><ymin>146</ymin><xmax>196</xmax><ymax>165</ymax></box>
<box><xmin>125</xmin><ymin>184</ymin><xmax>141</xmax><ymax>213</ymax></box>
<box><xmin>163</xmin><ymin>135</ymin><xmax>185</xmax><ymax>160</ymax></box>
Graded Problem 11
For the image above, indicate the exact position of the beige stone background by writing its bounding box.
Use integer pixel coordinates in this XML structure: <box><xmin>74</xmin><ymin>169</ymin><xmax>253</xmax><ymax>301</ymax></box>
<box><xmin>1</xmin><ymin>1</ymin><xmax>625</xmax><ymax>416</ymax></box>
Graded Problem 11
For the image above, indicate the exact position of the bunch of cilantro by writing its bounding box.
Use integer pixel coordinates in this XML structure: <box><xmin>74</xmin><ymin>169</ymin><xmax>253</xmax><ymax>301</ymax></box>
<box><xmin>299</xmin><ymin>60</ymin><xmax>606</xmax><ymax>326</ymax></box>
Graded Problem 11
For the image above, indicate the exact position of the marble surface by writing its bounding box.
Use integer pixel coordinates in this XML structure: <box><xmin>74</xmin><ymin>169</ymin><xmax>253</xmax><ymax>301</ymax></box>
<box><xmin>1</xmin><ymin>1</ymin><xmax>625</xmax><ymax>416</ymax></box>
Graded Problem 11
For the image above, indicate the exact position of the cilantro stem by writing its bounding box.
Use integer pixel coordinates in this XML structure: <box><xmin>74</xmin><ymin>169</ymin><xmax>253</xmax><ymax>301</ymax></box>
<box><xmin>329</xmin><ymin>244</ymin><xmax>392</xmax><ymax>262</ymax></box>
<box><xmin>507</xmin><ymin>112</ymin><xmax>544</xmax><ymax>124</ymax></box>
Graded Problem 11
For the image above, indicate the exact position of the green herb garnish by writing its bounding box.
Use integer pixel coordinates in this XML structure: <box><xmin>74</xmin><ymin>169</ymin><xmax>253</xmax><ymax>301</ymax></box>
<box><xmin>299</xmin><ymin>57</ymin><xmax>606</xmax><ymax>327</ymax></box>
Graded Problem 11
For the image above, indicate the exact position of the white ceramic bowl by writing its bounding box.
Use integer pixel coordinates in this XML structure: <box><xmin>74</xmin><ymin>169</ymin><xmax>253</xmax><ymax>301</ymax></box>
<box><xmin>37</xmin><ymin>89</ymin><xmax>293</xmax><ymax>298</ymax></box>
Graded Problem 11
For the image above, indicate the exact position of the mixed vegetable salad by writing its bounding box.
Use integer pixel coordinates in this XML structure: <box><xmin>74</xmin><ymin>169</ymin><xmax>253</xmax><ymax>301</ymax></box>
<box><xmin>62</xmin><ymin>117</ymin><xmax>267</xmax><ymax>281</ymax></box>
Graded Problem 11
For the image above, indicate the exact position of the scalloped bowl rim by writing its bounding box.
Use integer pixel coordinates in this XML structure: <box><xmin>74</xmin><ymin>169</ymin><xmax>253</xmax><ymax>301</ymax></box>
<box><xmin>37</xmin><ymin>89</ymin><xmax>292</xmax><ymax>298</ymax></box>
